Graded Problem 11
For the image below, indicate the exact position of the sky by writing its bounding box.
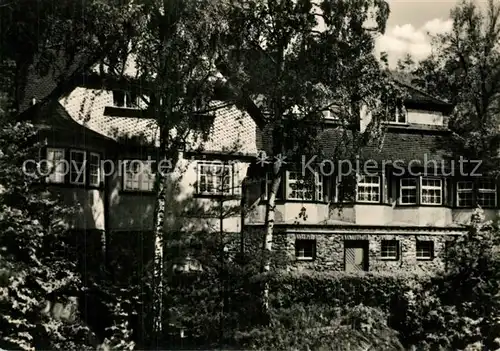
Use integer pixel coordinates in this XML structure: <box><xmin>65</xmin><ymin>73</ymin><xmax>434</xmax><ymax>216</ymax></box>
<box><xmin>376</xmin><ymin>0</ymin><xmax>487</xmax><ymax>67</ymax></box>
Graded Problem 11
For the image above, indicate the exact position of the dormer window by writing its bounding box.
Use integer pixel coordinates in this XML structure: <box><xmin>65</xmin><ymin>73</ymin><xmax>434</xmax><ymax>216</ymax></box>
<box><xmin>386</xmin><ymin>105</ymin><xmax>407</xmax><ymax>124</ymax></box>
<box><xmin>322</xmin><ymin>109</ymin><xmax>339</xmax><ymax>120</ymax></box>
<box><xmin>113</xmin><ymin>90</ymin><xmax>139</xmax><ymax>108</ymax></box>
<box><xmin>322</xmin><ymin>105</ymin><xmax>342</xmax><ymax>121</ymax></box>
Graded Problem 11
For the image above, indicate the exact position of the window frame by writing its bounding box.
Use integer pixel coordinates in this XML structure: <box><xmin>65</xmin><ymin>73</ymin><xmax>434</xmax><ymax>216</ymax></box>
<box><xmin>321</xmin><ymin>104</ymin><xmax>347</xmax><ymax>121</ymax></box>
<box><xmin>286</xmin><ymin>170</ymin><xmax>323</xmax><ymax>201</ymax></box>
<box><xmin>420</xmin><ymin>177</ymin><xmax>443</xmax><ymax>205</ymax></box>
<box><xmin>46</xmin><ymin>148</ymin><xmax>66</xmax><ymax>184</ymax></box>
<box><xmin>456</xmin><ymin>180</ymin><xmax>474</xmax><ymax>208</ymax></box>
<box><xmin>416</xmin><ymin>240</ymin><xmax>434</xmax><ymax>260</ymax></box>
<box><xmin>122</xmin><ymin>160</ymin><xmax>156</xmax><ymax>192</ymax></box>
<box><xmin>316</xmin><ymin>173</ymin><xmax>324</xmax><ymax>201</ymax></box>
<box><xmin>88</xmin><ymin>152</ymin><xmax>101</xmax><ymax>187</ymax></box>
<box><xmin>399</xmin><ymin>178</ymin><xmax>418</xmax><ymax>205</ymax></box>
<box><xmin>334</xmin><ymin>175</ymin><xmax>356</xmax><ymax>203</ymax></box>
<box><xmin>112</xmin><ymin>90</ymin><xmax>140</xmax><ymax>109</ymax></box>
<box><xmin>196</xmin><ymin>161</ymin><xmax>234</xmax><ymax>196</ymax></box>
<box><xmin>380</xmin><ymin>240</ymin><xmax>399</xmax><ymax>260</ymax></box>
<box><xmin>477</xmin><ymin>178</ymin><xmax>497</xmax><ymax>208</ymax></box>
<box><xmin>295</xmin><ymin>239</ymin><xmax>316</xmax><ymax>261</ymax></box>
<box><xmin>69</xmin><ymin>149</ymin><xmax>86</xmax><ymax>185</ymax></box>
<box><xmin>356</xmin><ymin>174</ymin><xmax>381</xmax><ymax>203</ymax></box>
<box><xmin>385</xmin><ymin>105</ymin><xmax>408</xmax><ymax>125</ymax></box>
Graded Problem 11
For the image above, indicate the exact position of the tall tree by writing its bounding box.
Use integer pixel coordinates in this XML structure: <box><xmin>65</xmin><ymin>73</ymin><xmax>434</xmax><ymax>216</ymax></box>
<box><xmin>0</xmin><ymin>1</ymin><xmax>141</xmax><ymax>349</ymax></box>
<box><xmin>0</xmin><ymin>0</ymin><xmax>139</xmax><ymax>113</ymax></box>
<box><xmin>219</xmin><ymin>0</ymin><xmax>401</xmax><ymax>312</ymax></box>
<box><xmin>109</xmin><ymin>0</ymin><xmax>231</xmax><ymax>344</ymax></box>
<box><xmin>0</xmin><ymin>95</ymin><xmax>93</xmax><ymax>349</ymax></box>
<box><xmin>410</xmin><ymin>0</ymin><xmax>500</xmax><ymax>170</ymax></box>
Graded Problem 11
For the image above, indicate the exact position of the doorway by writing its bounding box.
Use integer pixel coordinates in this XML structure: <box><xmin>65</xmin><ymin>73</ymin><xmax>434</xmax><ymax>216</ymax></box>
<box><xmin>344</xmin><ymin>240</ymin><xmax>369</xmax><ymax>272</ymax></box>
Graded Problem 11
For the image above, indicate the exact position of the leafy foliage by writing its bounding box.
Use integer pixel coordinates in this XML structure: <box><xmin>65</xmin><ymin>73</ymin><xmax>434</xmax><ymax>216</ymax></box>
<box><xmin>0</xmin><ymin>0</ymin><xmax>140</xmax><ymax>112</ymax></box>
<box><xmin>0</xmin><ymin>93</ymin><xmax>95</xmax><ymax>349</ymax></box>
<box><xmin>235</xmin><ymin>304</ymin><xmax>403</xmax><ymax>351</ymax></box>
<box><xmin>220</xmin><ymin>0</ymin><xmax>404</xmax><ymax>315</ymax></box>
<box><xmin>408</xmin><ymin>0</ymin><xmax>500</xmax><ymax>170</ymax></box>
<box><xmin>268</xmin><ymin>270</ymin><xmax>416</xmax><ymax>312</ymax></box>
<box><xmin>395</xmin><ymin>208</ymin><xmax>500</xmax><ymax>350</ymax></box>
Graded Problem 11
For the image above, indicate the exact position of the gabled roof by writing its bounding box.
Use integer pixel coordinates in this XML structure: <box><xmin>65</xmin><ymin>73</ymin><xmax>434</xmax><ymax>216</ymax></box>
<box><xmin>20</xmin><ymin>55</ymin><xmax>90</xmax><ymax>113</ymax></box>
<box><xmin>391</xmin><ymin>71</ymin><xmax>452</xmax><ymax>111</ymax></box>
<box><xmin>23</xmin><ymin>100</ymin><xmax>115</xmax><ymax>142</ymax></box>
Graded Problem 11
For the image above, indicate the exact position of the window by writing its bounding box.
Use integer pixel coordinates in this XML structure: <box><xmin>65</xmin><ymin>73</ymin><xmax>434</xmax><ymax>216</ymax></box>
<box><xmin>421</xmin><ymin>178</ymin><xmax>442</xmax><ymax>205</ymax></box>
<box><xmin>123</xmin><ymin>160</ymin><xmax>155</xmax><ymax>191</ymax></box>
<box><xmin>416</xmin><ymin>241</ymin><xmax>434</xmax><ymax>260</ymax></box>
<box><xmin>335</xmin><ymin>175</ymin><xmax>356</xmax><ymax>202</ymax></box>
<box><xmin>455</xmin><ymin>178</ymin><xmax>497</xmax><ymax>208</ymax></box>
<box><xmin>380</xmin><ymin>240</ymin><xmax>399</xmax><ymax>260</ymax></box>
<box><xmin>316</xmin><ymin>174</ymin><xmax>324</xmax><ymax>201</ymax></box>
<box><xmin>477</xmin><ymin>179</ymin><xmax>497</xmax><ymax>207</ymax></box>
<box><xmin>457</xmin><ymin>181</ymin><xmax>474</xmax><ymax>207</ymax></box>
<box><xmin>46</xmin><ymin>148</ymin><xmax>65</xmax><ymax>183</ymax></box>
<box><xmin>322</xmin><ymin>108</ymin><xmax>340</xmax><ymax>120</ymax></box>
<box><xmin>45</xmin><ymin>148</ymin><xmax>103</xmax><ymax>187</ymax></box>
<box><xmin>295</xmin><ymin>239</ymin><xmax>316</xmax><ymax>260</ymax></box>
<box><xmin>197</xmin><ymin>161</ymin><xmax>233</xmax><ymax>195</ymax></box>
<box><xmin>357</xmin><ymin>175</ymin><xmax>380</xmax><ymax>203</ymax></box>
<box><xmin>89</xmin><ymin>153</ymin><xmax>101</xmax><ymax>187</ymax></box>
<box><xmin>287</xmin><ymin>171</ymin><xmax>322</xmax><ymax>201</ymax></box>
<box><xmin>112</xmin><ymin>90</ymin><xmax>139</xmax><ymax>108</ymax></box>
<box><xmin>400</xmin><ymin>178</ymin><xmax>417</xmax><ymax>205</ymax></box>
<box><xmin>386</xmin><ymin>105</ymin><xmax>407</xmax><ymax>124</ymax></box>
<box><xmin>321</xmin><ymin>104</ymin><xmax>341</xmax><ymax>120</ymax></box>
<box><xmin>69</xmin><ymin>150</ymin><xmax>86</xmax><ymax>185</ymax></box>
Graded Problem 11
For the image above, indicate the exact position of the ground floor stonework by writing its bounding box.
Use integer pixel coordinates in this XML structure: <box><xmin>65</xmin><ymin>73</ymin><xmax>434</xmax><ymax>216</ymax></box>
<box><xmin>244</xmin><ymin>225</ymin><xmax>465</xmax><ymax>273</ymax></box>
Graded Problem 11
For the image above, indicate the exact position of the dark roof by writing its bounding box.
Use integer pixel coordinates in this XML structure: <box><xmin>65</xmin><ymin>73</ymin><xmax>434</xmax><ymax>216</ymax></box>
<box><xmin>20</xmin><ymin>55</ymin><xmax>89</xmax><ymax>113</ymax></box>
<box><xmin>24</xmin><ymin>100</ymin><xmax>114</xmax><ymax>142</ymax></box>
<box><xmin>316</xmin><ymin>127</ymin><xmax>452</xmax><ymax>164</ymax></box>
<box><xmin>391</xmin><ymin>71</ymin><xmax>452</xmax><ymax>110</ymax></box>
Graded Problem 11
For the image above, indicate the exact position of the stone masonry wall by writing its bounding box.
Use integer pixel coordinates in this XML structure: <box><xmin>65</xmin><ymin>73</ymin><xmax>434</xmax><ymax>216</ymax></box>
<box><xmin>243</xmin><ymin>228</ymin><xmax>459</xmax><ymax>274</ymax></box>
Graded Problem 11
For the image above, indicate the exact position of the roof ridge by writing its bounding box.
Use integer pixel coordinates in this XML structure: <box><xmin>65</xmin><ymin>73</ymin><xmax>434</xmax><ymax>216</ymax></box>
<box><xmin>396</xmin><ymin>79</ymin><xmax>450</xmax><ymax>105</ymax></box>
<box><xmin>390</xmin><ymin>70</ymin><xmax>451</xmax><ymax>106</ymax></box>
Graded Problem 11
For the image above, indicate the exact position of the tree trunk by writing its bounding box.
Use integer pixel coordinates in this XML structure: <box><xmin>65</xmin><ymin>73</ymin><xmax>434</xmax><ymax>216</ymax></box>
<box><xmin>152</xmin><ymin>172</ymin><xmax>167</xmax><ymax>341</ymax></box>
<box><xmin>261</xmin><ymin>161</ymin><xmax>282</xmax><ymax>313</ymax></box>
<box><xmin>151</xmin><ymin>147</ymin><xmax>179</xmax><ymax>345</ymax></box>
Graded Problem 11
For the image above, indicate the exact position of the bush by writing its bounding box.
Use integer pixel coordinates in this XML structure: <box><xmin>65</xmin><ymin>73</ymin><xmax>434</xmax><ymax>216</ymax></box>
<box><xmin>394</xmin><ymin>209</ymin><xmax>500</xmax><ymax>350</ymax></box>
<box><xmin>268</xmin><ymin>270</ymin><xmax>421</xmax><ymax>314</ymax></box>
<box><xmin>151</xmin><ymin>209</ymin><xmax>500</xmax><ymax>350</ymax></box>
<box><xmin>234</xmin><ymin>304</ymin><xmax>404</xmax><ymax>350</ymax></box>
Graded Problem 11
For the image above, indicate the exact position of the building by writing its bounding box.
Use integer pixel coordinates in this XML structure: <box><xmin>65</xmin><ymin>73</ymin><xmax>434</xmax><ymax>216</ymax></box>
<box><xmin>24</xmin><ymin>69</ymin><xmax>262</xmax><ymax>271</ymax></box>
<box><xmin>243</xmin><ymin>78</ymin><xmax>492</xmax><ymax>274</ymax></box>
<box><xmin>25</xmin><ymin>69</ymin><xmax>491</xmax><ymax>274</ymax></box>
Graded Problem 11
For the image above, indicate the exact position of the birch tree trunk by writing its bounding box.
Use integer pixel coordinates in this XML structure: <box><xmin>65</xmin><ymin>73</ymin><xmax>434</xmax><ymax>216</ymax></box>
<box><xmin>151</xmin><ymin>145</ymin><xmax>179</xmax><ymax>343</ymax></box>
<box><xmin>262</xmin><ymin>39</ymin><xmax>284</xmax><ymax>312</ymax></box>
<box><xmin>152</xmin><ymin>171</ymin><xmax>167</xmax><ymax>341</ymax></box>
<box><xmin>262</xmin><ymin>161</ymin><xmax>282</xmax><ymax>312</ymax></box>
